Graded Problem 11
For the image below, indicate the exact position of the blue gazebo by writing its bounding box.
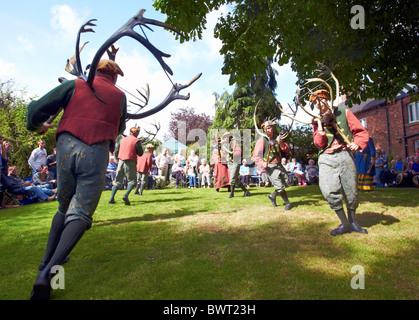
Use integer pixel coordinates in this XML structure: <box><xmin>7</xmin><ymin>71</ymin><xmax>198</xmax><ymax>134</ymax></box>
<box><xmin>161</xmin><ymin>137</ymin><xmax>188</xmax><ymax>154</ymax></box>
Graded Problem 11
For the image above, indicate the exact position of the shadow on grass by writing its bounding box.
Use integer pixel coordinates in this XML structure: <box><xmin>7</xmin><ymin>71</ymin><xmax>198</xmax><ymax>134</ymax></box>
<box><xmin>356</xmin><ymin>211</ymin><xmax>400</xmax><ymax>227</ymax></box>
<box><xmin>94</xmin><ymin>208</ymin><xmax>211</xmax><ymax>227</ymax></box>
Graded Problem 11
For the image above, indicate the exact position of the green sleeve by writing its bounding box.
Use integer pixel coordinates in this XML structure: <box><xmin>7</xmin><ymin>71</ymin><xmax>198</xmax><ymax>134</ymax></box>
<box><xmin>135</xmin><ymin>140</ymin><xmax>143</xmax><ymax>157</ymax></box>
<box><xmin>26</xmin><ymin>80</ymin><xmax>76</xmax><ymax>132</ymax></box>
<box><xmin>117</xmin><ymin>95</ymin><xmax>127</xmax><ymax>136</ymax></box>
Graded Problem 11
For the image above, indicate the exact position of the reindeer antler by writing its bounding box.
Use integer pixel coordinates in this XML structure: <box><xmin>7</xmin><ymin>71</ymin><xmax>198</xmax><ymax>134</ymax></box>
<box><xmin>253</xmin><ymin>98</ymin><xmax>268</xmax><ymax>139</ymax></box>
<box><xmin>64</xmin><ymin>19</ymin><xmax>97</xmax><ymax>79</ymax></box>
<box><xmin>253</xmin><ymin>98</ymin><xmax>292</xmax><ymax>140</ymax></box>
<box><xmin>139</xmin><ymin>122</ymin><xmax>161</xmax><ymax>144</ymax></box>
<box><xmin>87</xmin><ymin>9</ymin><xmax>186</xmax><ymax>87</ymax></box>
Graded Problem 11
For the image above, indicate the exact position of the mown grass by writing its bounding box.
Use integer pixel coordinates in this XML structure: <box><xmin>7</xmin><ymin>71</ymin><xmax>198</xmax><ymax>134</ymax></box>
<box><xmin>0</xmin><ymin>185</ymin><xmax>417</xmax><ymax>300</ymax></box>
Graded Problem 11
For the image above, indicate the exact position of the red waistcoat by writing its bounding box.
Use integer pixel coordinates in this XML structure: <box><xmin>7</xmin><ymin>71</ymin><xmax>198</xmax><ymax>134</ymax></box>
<box><xmin>56</xmin><ymin>77</ymin><xmax>124</xmax><ymax>147</ymax></box>
<box><xmin>136</xmin><ymin>152</ymin><xmax>153</xmax><ymax>173</ymax></box>
<box><xmin>118</xmin><ymin>135</ymin><xmax>140</xmax><ymax>161</ymax></box>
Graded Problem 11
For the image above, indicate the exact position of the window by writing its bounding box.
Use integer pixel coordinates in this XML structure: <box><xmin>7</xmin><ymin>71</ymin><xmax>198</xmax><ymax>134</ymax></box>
<box><xmin>407</xmin><ymin>102</ymin><xmax>419</xmax><ymax>123</ymax></box>
<box><xmin>359</xmin><ymin>118</ymin><xmax>367</xmax><ymax>129</ymax></box>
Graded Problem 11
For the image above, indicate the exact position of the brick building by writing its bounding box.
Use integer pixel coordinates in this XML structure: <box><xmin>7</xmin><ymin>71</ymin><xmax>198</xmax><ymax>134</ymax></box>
<box><xmin>341</xmin><ymin>85</ymin><xmax>419</xmax><ymax>160</ymax></box>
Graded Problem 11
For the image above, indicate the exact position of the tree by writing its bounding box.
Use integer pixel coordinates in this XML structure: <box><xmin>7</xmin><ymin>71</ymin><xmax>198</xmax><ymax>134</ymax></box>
<box><xmin>167</xmin><ymin>106</ymin><xmax>213</xmax><ymax>144</ymax></box>
<box><xmin>154</xmin><ymin>0</ymin><xmax>418</xmax><ymax>106</ymax></box>
<box><xmin>0</xmin><ymin>80</ymin><xmax>59</xmax><ymax>177</ymax></box>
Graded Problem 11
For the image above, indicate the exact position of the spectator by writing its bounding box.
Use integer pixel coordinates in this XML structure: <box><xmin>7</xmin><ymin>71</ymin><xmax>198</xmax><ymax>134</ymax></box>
<box><xmin>411</xmin><ymin>156</ymin><xmax>419</xmax><ymax>187</ymax></box>
<box><xmin>239</xmin><ymin>159</ymin><xmax>250</xmax><ymax>187</ymax></box>
<box><xmin>305</xmin><ymin>159</ymin><xmax>319</xmax><ymax>185</ymax></box>
<box><xmin>184</xmin><ymin>160</ymin><xmax>197</xmax><ymax>188</ymax></box>
<box><xmin>173</xmin><ymin>149</ymin><xmax>186</xmax><ymax>166</ymax></box>
<box><xmin>32</xmin><ymin>164</ymin><xmax>57</xmax><ymax>190</ymax></box>
<box><xmin>391</xmin><ymin>154</ymin><xmax>409</xmax><ymax>184</ymax></box>
<box><xmin>374</xmin><ymin>149</ymin><xmax>385</xmax><ymax>187</ymax></box>
<box><xmin>288</xmin><ymin>158</ymin><xmax>307</xmax><ymax>186</ymax></box>
<box><xmin>171</xmin><ymin>160</ymin><xmax>184</xmax><ymax>189</ymax></box>
<box><xmin>106</xmin><ymin>156</ymin><xmax>117</xmax><ymax>181</ymax></box>
<box><xmin>381</xmin><ymin>149</ymin><xmax>388</xmax><ymax>164</ymax></box>
<box><xmin>199</xmin><ymin>158</ymin><xmax>211</xmax><ymax>188</ymax></box>
<box><xmin>4</xmin><ymin>166</ymin><xmax>56</xmax><ymax>202</ymax></box>
<box><xmin>187</xmin><ymin>150</ymin><xmax>199</xmax><ymax>171</ymax></box>
<box><xmin>28</xmin><ymin>139</ymin><xmax>48</xmax><ymax>175</ymax></box>
<box><xmin>1</xmin><ymin>140</ymin><xmax>12</xmax><ymax>176</ymax></box>
<box><xmin>156</xmin><ymin>148</ymin><xmax>169</xmax><ymax>187</ymax></box>
<box><xmin>282</xmin><ymin>157</ymin><xmax>293</xmax><ymax>185</ymax></box>
<box><xmin>46</xmin><ymin>148</ymin><xmax>57</xmax><ymax>180</ymax></box>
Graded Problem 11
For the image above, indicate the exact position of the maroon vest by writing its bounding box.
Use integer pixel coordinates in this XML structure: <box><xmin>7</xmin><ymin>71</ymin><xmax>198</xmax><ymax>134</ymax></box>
<box><xmin>118</xmin><ymin>135</ymin><xmax>140</xmax><ymax>161</ymax></box>
<box><xmin>56</xmin><ymin>77</ymin><xmax>124</xmax><ymax>148</ymax></box>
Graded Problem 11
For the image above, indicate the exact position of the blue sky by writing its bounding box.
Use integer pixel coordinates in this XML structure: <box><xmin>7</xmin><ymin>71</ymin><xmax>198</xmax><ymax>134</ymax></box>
<box><xmin>0</xmin><ymin>0</ymin><xmax>300</xmax><ymax>140</ymax></box>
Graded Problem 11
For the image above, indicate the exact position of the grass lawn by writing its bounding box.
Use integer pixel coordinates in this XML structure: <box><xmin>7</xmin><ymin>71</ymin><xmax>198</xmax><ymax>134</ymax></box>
<box><xmin>0</xmin><ymin>185</ymin><xmax>417</xmax><ymax>300</ymax></box>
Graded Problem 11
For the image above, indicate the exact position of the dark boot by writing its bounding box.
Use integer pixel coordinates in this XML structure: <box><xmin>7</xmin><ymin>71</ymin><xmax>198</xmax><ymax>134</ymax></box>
<box><xmin>228</xmin><ymin>186</ymin><xmax>235</xmax><ymax>198</ymax></box>
<box><xmin>268</xmin><ymin>190</ymin><xmax>278</xmax><ymax>207</ymax></box>
<box><xmin>31</xmin><ymin>219</ymin><xmax>88</xmax><ymax>300</ymax></box>
<box><xmin>134</xmin><ymin>184</ymin><xmax>140</xmax><ymax>195</ymax></box>
<box><xmin>38</xmin><ymin>211</ymin><xmax>66</xmax><ymax>272</ymax></box>
<box><xmin>123</xmin><ymin>183</ymin><xmax>135</xmax><ymax>205</ymax></box>
<box><xmin>347</xmin><ymin>208</ymin><xmax>368</xmax><ymax>234</ymax></box>
<box><xmin>330</xmin><ymin>208</ymin><xmax>352</xmax><ymax>236</ymax></box>
<box><xmin>330</xmin><ymin>224</ymin><xmax>353</xmax><ymax>236</ymax></box>
<box><xmin>240</xmin><ymin>184</ymin><xmax>251</xmax><ymax>197</ymax></box>
<box><xmin>109</xmin><ymin>185</ymin><xmax>118</xmax><ymax>204</ymax></box>
<box><xmin>279</xmin><ymin>190</ymin><xmax>291</xmax><ymax>210</ymax></box>
<box><xmin>139</xmin><ymin>183</ymin><xmax>144</xmax><ymax>196</ymax></box>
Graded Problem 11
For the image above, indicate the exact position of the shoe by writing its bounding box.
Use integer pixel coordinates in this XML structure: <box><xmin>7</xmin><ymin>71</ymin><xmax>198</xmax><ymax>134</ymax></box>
<box><xmin>350</xmin><ymin>222</ymin><xmax>368</xmax><ymax>234</ymax></box>
<box><xmin>330</xmin><ymin>224</ymin><xmax>352</xmax><ymax>236</ymax></box>
<box><xmin>30</xmin><ymin>270</ymin><xmax>51</xmax><ymax>300</ymax></box>
<box><xmin>242</xmin><ymin>191</ymin><xmax>251</xmax><ymax>197</ymax></box>
<box><xmin>122</xmin><ymin>196</ymin><xmax>130</xmax><ymax>206</ymax></box>
<box><xmin>109</xmin><ymin>199</ymin><xmax>116</xmax><ymax>204</ymax></box>
<box><xmin>284</xmin><ymin>203</ymin><xmax>292</xmax><ymax>210</ymax></box>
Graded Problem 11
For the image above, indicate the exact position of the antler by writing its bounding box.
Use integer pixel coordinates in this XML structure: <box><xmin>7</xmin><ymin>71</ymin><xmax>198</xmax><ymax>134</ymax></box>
<box><xmin>85</xmin><ymin>9</ymin><xmax>201</xmax><ymax>119</ymax></box>
<box><xmin>139</xmin><ymin>122</ymin><xmax>161</xmax><ymax>144</ymax></box>
<box><xmin>86</xmin><ymin>9</ymin><xmax>186</xmax><ymax>87</ymax></box>
<box><xmin>65</xmin><ymin>19</ymin><xmax>97</xmax><ymax>79</ymax></box>
<box><xmin>253</xmin><ymin>98</ymin><xmax>292</xmax><ymax>140</ymax></box>
<box><xmin>253</xmin><ymin>98</ymin><xmax>268</xmax><ymax>139</ymax></box>
<box><xmin>315</xmin><ymin>61</ymin><xmax>340</xmax><ymax>108</ymax></box>
<box><xmin>276</xmin><ymin>99</ymin><xmax>313</xmax><ymax>125</ymax></box>
<box><xmin>46</xmin><ymin>19</ymin><xmax>97</xmax><ymax>126</ymax></box>
<box><xmin>275</xmin><ymin>102</ymin><xmax>295</xmax><ymax>140</ymax></box>
<box><xmin>126</xmin><ymin>72</ymin><xmax>202</xmax><ymax>119</ymax></box>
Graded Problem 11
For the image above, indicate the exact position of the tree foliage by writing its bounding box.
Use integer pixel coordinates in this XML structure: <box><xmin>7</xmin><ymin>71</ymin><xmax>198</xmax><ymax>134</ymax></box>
<box><xmin>0</xmin><ymin>80</ymin><xmax>59</xmax><ymax>177</ymax></box>
<box><xmin>154</xmin><ymin>0</ymin><xmax>418</xmax><ymax>105</ymax></box>
<box><xmin>167</xmin><ymin>106</ymin><xmax>213</xmax><ymax>144</ymax></box>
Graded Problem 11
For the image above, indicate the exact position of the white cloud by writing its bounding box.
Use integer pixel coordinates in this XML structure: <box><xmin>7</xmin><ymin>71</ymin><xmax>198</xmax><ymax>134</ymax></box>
<box><xmin>0</xmin><ymin>59</ymin><xmax>16</xmax><ymax>79</ymax></box>
<box><xmin>50</xmin><ymin>5</ymin><xmax>89</xmax><ymax>42</ymax></box>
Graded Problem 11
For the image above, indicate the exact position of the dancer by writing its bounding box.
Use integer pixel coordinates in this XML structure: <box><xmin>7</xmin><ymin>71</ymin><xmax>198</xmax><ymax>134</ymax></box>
<box><xmin>135</xmin><ymin>144</ymin><xmax>154</xmax><ymax>195</ymax></box>
<box><xmin>27</xmin><ymin>59</ymin><xmax>127</xmax><ymax>299</ymax></box>
<box><xmin>109</xmin><ymin>127</ymin><xmax>143</xmax><ymax>205</ymax></box>
<box><xmin>311</xmin><ymin>89</ymin><xmax>369</xmax><ymax>236</ymax></box>
<box><xmin>253</xmin><ymin>120</ymin><xmax>291</xmax><ymax>209</ymax></box>
<box><xmin>222</xmin><ymin>131</ymin><xmax>251</xmax><ymax>198</ymax></box>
